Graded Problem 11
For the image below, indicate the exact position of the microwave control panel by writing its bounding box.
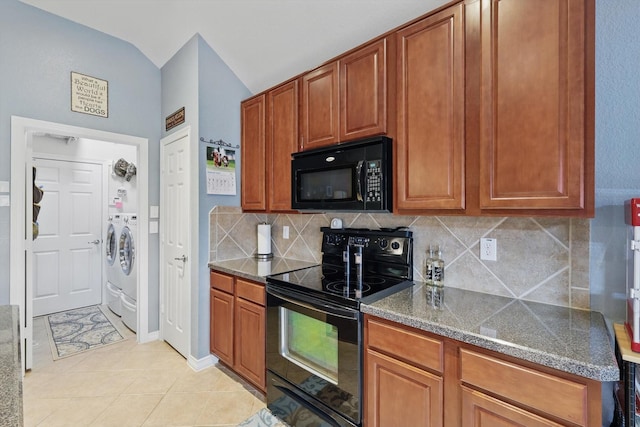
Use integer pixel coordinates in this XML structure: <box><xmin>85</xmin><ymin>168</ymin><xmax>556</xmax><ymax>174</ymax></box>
<box><xmin>365</xmin><ymin>160</ymin><xmax>382</xmax><ymax>202</ymax></box>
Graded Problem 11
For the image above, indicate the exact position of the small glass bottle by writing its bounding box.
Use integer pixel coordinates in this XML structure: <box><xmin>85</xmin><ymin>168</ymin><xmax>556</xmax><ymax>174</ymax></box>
<box><xmin>425</xmin><ymin>245</ymin><xmax>435</xmax><ymax>285</ymax></box>
<box><xmin>432</xmin><ymin>246</ymin><xmax>445</xmax><ymax>287</ymax></box>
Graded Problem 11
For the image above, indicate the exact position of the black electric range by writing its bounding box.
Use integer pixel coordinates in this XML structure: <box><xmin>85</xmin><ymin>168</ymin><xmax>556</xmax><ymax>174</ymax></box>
<box><xmin>266</xmin><ymin>227</ymin><xmax>414</xmax><ymax>309</ymax></box>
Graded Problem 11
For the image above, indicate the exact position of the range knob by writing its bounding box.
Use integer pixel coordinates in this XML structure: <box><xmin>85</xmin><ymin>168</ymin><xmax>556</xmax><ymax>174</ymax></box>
<box><xmin>391</xmin><ymin>241</ymin><xmax>401</xmax><ymax>250</ymax></box>
<box><xmin>378</xmin><ymin>238</ymin><xmax>388</xmax><ymax>249</ymax></box>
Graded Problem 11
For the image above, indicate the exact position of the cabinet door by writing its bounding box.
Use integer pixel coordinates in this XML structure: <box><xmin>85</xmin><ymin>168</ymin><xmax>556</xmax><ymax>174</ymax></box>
<box><xmin>268</xmin><ymin>80</ymin><xmax>299</xmax><ymax>211</ymax></box>
<box><xmin>365</xmin><ymin>349</ymin><xmax>443</xmax><ymax>427</ymax></box>
<box><xmin>210</xmin><ymin>289</ymin><xmax>234</xmax><ymax>366</ymax></box>
<box><xmin>234</xmin><ymin>298</ymin><xmax>266</xmax><ymax>390</ymax></box>
<box><xmin>478</xmin><ymin>0</ymin><xmax>591</xmax><ymax>211</ymax></box>
<box><xmin>395</xmin><ymin>4</ymin><xmax>465</xmax><ymax>211</ymax></box>
<box><xmin>241</xmin><ymin>94</ymin><xmax>267</xmax><ymax>211</ymax></box>
<box><xmin>461</xmin><ymin>386</ymin><xmax>563</xmax><ymax>427</ymax></box>
<box><xmin>340</xmin><ymin>39</ymin><xmax>388</xmax><ymax>141</ymax></box>
<box><xmin>301</xmin><ymin>62</ymin><xmax>340</xmax><ymax>150</ymax></box>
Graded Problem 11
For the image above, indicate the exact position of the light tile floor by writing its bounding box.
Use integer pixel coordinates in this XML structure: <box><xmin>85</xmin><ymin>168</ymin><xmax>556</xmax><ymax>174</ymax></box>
<box><xmin>23</xmin><ymin>309</ymin><xmax>267</xmax><ymax>426</ymax></box>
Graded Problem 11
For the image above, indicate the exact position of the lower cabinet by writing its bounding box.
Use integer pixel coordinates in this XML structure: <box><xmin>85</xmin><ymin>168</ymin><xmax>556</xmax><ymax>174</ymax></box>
<box><xmin>364</xmin><ymin>316</ymin><xmax>444</xmax><ymax>427</ymax></box>
<box><xmin>210</xmin><ymin>270</ymin><xmax>266</xmax><ymax>391</ymax></box>
<box><xmin>364</xmin><ymin>315</ymin><xmax>602</xmax><ymax>427</ymax></box>
<box><xmin>461</xmin><ymin>386</ymin><xmax>564</xmax><ymax>427</ymax></box>
<box><xmin>366</xmin><ymin>350</ymin><xmax>443</xmax><ymax>427</ymax></box>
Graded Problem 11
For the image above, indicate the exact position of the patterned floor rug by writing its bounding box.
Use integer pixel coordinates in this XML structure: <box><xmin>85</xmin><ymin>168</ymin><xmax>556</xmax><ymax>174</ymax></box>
<box><xmin>44</xmin><ymin>305</ymin><xmax>127</xmax><ymax>360</ymax></box>
<box><xmin>237</xmin><ymin>408</ymin><xmax>287</xmax><ymax>427</ymax></box>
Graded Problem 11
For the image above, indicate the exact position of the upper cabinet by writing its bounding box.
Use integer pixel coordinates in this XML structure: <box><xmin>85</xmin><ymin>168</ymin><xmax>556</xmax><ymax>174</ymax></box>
<box><xmin>301</xmin><ymin>38</ymin><xmax>395</xmax><ymax>151</ymax></box>
<box><xmin>241</xmin><ymin>80</ymin><xmax>299</xmax><ymax>212</ymax></box>
<box><xmin>395</xmin><ymin>0</ymin><xmax>594</xmax><ymax>216</ymax></box>
<box><xmin>267</xmin><ymin>79</ymin><xmax>299</xmax><ymax>211</ymax></box>
<box><xmin>241</xmin><ymin>94</ymin><xmax>267</xmax><ymax>211</ymax></box>
<box><xmin>340</xmin><ymin>38</ymin><xmax>394</xmax><ymax>142</ymax></box>
<box><xmin>395</xmin><ymin>3</ymin><xmax>465</xmax><ymax>211</ymax></box>
<box><xmin>475</xmin><ymin>0</ymin><xmax>594</xmax><ymax>215</ymax></box>
<box><xmin>242</xmin><ymin>0</ymin><xmax>594</xmax><ymax>217</ymax></box>
<box><xmin>301</xmin><ymin>62</ymin><xmax>340</xmax><ymax>150</ymax></box>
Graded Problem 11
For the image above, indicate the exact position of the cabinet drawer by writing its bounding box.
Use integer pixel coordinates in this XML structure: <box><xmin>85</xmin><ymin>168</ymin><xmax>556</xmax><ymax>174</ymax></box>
<box><xmin>236</xmin><ymin>278</ymin><xmax>265</xmax><ymax>305</ymax></box>
<box><xmin>210</xmin><ymin>271</ymin><xmax>234</xmax><ymax>294</ymax></box>
<box><xmin>460</xmin><ymin>349</ymin><xmax>587</xmax><ymax>426</ymax></box>
<box><xmin>366</xmin><ymin>317</ymin><xmax>443</xmax><ymax>374</ymax></box>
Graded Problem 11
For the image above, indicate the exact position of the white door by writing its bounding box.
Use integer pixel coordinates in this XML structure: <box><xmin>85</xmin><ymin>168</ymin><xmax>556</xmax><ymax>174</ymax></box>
<box><xmin>160</xmin><ymin>132</ymin><xmax>190</xmax><ymax>357</ymax></box>
<box><xmin>32</xmin><ymin>158</ymin><xmax>103</xmax><ymax>316</ymax></box>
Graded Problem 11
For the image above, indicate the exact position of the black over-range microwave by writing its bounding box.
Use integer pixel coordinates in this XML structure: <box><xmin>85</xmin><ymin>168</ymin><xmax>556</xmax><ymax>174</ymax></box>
<box><xmin>291</xmin><ymin>136</ymin><xmax>393</xmax><ymax>212</ymax></box>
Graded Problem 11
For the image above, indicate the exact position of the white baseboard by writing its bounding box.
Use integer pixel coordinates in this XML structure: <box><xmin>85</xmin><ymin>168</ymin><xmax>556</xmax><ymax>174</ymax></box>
<box><xmin>188</xmin><ymin>353</ymin><xmax>218</xmax><ymax>371</ymax></box>
<box><xmin>139</xmin><ymin>330</ymin><xmax>159</xmax><ymax>343</ymax></box>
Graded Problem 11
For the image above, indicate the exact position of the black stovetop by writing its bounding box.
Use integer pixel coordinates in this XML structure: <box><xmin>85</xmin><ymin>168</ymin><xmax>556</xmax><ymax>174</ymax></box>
<box><xmin>266</xmin><ymin>227</ymin><xmax>414</xmax><ymax>309</ymax></box>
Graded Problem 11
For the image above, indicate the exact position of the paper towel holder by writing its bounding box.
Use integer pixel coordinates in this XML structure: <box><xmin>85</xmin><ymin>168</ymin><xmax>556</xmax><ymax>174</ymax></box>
<box><xmin>256</xmin><ymin>223</ymin><xmax>274</xmax><ymax>260</ymax></box>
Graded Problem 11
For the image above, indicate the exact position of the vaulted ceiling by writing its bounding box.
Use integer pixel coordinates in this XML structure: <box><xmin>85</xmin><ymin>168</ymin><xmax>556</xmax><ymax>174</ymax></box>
<box><xmin>19</xmin><ymin>0</ymin><xmax>449</xmax><ymax>94</ymax></box>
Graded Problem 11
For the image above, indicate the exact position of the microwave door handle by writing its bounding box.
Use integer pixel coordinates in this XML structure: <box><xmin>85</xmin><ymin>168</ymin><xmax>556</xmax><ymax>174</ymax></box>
<box><xmin>356</xmin><ymin>160</ymin><xmax>364</xmax><ymax>202</ymax></box>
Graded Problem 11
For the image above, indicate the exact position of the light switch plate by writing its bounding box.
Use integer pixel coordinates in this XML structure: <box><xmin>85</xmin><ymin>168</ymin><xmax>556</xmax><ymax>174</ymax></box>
<box><xmin>0</xmin><ymin>195</ymin><xmax>10</xmax><ymax>207</ymax></box>
<box><xmin>0</xmin><ymin>181</ymin><xmax>9</xmax><ymax>193</ymax></box>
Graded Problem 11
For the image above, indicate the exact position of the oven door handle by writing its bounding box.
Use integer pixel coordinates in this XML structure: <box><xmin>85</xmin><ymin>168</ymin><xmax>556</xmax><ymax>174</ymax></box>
<box><xmin>267</xmin><ymin>287</ymin><xmax>360</xmax><ymax>320</ymax></box>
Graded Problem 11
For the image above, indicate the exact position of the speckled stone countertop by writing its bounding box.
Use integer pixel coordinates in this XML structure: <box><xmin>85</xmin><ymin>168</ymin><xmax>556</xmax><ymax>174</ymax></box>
<box><xmin>361</xmin><ymin>284</ymin><xmax>619</xmax><ymax>382</ymax></box>
<box><xmin>0</xmin><ymin>305</ymin><xmax>23</xmax><ymax>427</ymax></box>
<box><xmin>208</xmin><ymin>257</ymin><xmax>318</xmax><ymax>283</ymax></box>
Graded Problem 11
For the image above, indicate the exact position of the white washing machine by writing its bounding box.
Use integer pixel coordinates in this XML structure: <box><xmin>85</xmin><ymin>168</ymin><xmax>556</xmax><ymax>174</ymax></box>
<box><xmin>119</xmin><ymin>213</ymin><xmax>137</xmax><ymax>332</ymax></box>
<box><xmin>105</xmin><ymin>214</ymin><xmax>124</xmax><ymax>316</ymax></box>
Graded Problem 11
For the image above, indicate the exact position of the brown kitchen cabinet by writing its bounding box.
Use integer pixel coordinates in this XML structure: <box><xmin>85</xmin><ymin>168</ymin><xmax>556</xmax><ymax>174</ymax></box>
<box><xmin>395</xmin><ymin>0</ymin><xmax>594</xmax><ymax>217</ymax></box>
<box><xmin>301</xmin><ymin>37</ymin><xmax>394</xmax><ymax>151</ymax></box>
<box><xmin>364</xmin><ymin>316</ymin><xmax>444</xmax><ymax>427</ymax></box>
<box><xmin>301</xmin><ymin>62</ymin><xmax>339</xmax><ymax>150</ymax></box>
<box><xmin>241</xmin><ymin>80</ymin><xmax>299</xmax><ymax>212</ymax></box>
<box><xmin>210</xmin><ymin>270</ymin><xmax>266</xmax><ymax>391</ymax></box>
<box><xmin>395</xmin><ymin>2</ymin><xmax>465</xmax><ymax>211</ymax></box>
<box><xmin>475</xmin><ymin>0</ymin><xmax>594</xmax><ymax>215</ymax></box>
<box><xmin>364</xmin><ymin>315</ymin><xmax>602</xmax><ymax>427</ymax></box>
<box><xmin>267</xmin><ymin>79</ymin><xmax>299</xmax><ymax>212</ymax></box>
<box><xmin>240</xmin><ymin>94</ymin><xmax>267</xmax><ymax>211</ymax></box>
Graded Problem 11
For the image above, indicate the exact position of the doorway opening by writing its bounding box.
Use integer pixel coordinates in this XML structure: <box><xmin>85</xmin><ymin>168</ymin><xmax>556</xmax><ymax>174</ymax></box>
<box><xmin>10</xmin><ymin>116</ymin><xmax>151</xmax><ymax>371</ymax></box>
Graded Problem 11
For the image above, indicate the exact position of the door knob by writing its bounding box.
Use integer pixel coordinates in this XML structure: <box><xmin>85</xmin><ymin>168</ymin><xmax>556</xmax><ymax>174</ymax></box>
<box><xmin>88</xmin><ymin>239</ymin><xmax>100</xmax><ymax>245</ymax></box>
<box><xmin>174</xmin><ymin>255</ymin><xmax>187</xmax><ymax>262</ymax></box>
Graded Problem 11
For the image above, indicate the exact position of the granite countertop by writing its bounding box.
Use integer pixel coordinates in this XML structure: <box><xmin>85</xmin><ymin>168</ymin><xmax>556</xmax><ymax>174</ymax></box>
<box><xmin>0</xmin><ymin>305</ymin><xmax>23</xmax><ymax>427</ymax></box>
<box><xmin>209</xmin><ymin>257</ymin><xmax>318</xmax><ymax>283</ymax></box>
<box><xmin>361</xmin><ymin>284</ymin><xmax>619</xmax><ymax>382</ymax></box>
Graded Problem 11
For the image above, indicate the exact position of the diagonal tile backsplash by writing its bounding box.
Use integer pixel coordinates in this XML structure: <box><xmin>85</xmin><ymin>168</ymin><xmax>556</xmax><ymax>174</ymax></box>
<box><xmin>210</xmin><ymin>206</ymin><xmax>590</xmax><ymax>310</ymax></box>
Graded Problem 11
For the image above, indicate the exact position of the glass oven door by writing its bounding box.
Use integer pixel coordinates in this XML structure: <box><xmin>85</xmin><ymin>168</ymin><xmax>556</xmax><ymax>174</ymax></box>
<box><xmin>266</xmin><ymin>283</ymin><xmax>361</xmax><ymax>426</ymax></box>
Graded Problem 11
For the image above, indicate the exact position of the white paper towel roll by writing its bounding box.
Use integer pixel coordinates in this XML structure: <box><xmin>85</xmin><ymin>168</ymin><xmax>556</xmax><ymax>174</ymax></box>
<box><xmin>257</xmin><ymin>223</ymin><xmax>272</xmax><ymax>257</ymax></box>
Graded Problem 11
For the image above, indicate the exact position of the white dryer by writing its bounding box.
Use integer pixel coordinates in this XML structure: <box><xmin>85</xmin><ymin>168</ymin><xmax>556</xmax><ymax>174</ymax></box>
<box><xmin>119</xmin><ymin>213</ymin><xmax>137</xmax><ymax>332</ymax></box>
<box><xmin>105</xmin><ymin>214</ymin><xmax>124</xmax><ymax>316</ymax></box>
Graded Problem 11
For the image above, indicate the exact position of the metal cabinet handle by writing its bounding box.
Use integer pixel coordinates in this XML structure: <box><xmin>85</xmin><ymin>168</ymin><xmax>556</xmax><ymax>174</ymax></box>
<box><xmin>88</xmin><ymin>239</ymin><xmax>100</xmax><ymax>245</ymax></box>
<box><xmin>174</xmin><ymin>255</ymin><xmax>187</xmax><ymax>262</ymax></box>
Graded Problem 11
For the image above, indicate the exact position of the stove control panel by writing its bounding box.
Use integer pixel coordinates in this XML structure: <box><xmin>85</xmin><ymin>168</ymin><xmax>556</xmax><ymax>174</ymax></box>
<box><xmin>322</xmin><ymin>228</ymin><xmax>411</xmax><ymax>259</ymax></box>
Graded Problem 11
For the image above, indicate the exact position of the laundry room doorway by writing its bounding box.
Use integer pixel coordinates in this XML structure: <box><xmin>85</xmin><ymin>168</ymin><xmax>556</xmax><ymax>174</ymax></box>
<box><xmin>10</xmin><ymin>116</ymin><xmax>150</xmax><ymax>371</ymax></box>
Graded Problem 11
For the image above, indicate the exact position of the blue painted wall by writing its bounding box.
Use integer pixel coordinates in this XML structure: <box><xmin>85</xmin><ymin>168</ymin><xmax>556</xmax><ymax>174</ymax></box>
<box><xmin>161</xmin><ymin>34</ymin><xmax>249</xmax><ymax>358</ymax></box>
<box><xmin>590</xmin><ymin>0</ymin><xmax>640</xmax><ymax>325</ymax></box>
<box><xmin>0</xmin><ymin>0</ymin><xmax>162</xmax><ymax>335</ymax></box>
<box><xmin>197</xmin><ymin>36</ymin><xmax>250</xmax><ymax>358</ymax></box>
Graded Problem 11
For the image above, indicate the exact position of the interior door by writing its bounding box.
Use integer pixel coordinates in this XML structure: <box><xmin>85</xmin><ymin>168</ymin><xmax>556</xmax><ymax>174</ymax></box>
<box><xmin>160</xmin><ymin>132</ymin><xmax>190</xmax><ymax>357</ymax></box>
<box><xmin>31</xmin><ymin>158</ymin><xmax>103</xmax><ymax>316</ymax></box>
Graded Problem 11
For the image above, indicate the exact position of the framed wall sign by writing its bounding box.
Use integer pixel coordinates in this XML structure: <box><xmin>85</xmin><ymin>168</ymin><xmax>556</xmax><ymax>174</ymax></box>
<box><xmin>70</xmin><ymin>72</ymin><xmax>108</xmax><ymax>118</ymax></box>
<box><xmin>166</xmin><ymin>107</ymin><xmax>185</xmax><ymax>131</ymax></box>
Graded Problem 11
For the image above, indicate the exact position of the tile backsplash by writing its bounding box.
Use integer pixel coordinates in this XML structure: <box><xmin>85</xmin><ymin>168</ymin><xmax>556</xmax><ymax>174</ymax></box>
<box><xmin>209</xmin><ymin>206</ymin><xmax>590</xmax><ymax>310</ymax></box>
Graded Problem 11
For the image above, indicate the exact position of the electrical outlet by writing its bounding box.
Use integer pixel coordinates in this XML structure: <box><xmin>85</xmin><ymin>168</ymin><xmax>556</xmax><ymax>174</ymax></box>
<box><xmin>480</xmin><ymin>237</ymin><xmax>497</xmax><ymax>261</ymax></box>
<box><xmin>283</xmin><ymin>226</ymin><xmax>290</xmax><ymax>239</ymax></box>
